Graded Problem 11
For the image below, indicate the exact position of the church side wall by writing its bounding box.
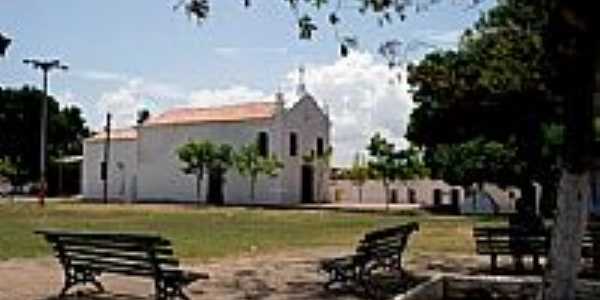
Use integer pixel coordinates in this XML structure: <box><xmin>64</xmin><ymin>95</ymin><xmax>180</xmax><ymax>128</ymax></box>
<box><xmin>136</xmin><ymin>120</ymin><xmax>286</xmax><ymax>204</ymax></box>
<box><xmin>82</xmin><ymin>139</ymin><xmax>137</xmax><ymax>201</ymax></box>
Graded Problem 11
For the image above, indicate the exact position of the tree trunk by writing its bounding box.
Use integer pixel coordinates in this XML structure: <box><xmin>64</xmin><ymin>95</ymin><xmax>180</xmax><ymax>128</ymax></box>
<box><xmin>383</xmin><ymin>181</ymin><xmax>389</xmax><ymax>211</ymax></box>
<box><xmin>196</xmin><ymin>175</ymin><xmax>202</xmax><ymax>206</ymax></box>
<box><xmin>542</xmin><ymin>170</ymin><xmax>590</xmax><ymax>300</ymax></box>
<box><xmin>250</xmin><ymin>177</ymin><xmax>256</xmax><ymax>203</ymax></box>
<box><xmin>358</xmin><ymin>186</ymin><xmax>363</xmax><ymax>203</ymax></box>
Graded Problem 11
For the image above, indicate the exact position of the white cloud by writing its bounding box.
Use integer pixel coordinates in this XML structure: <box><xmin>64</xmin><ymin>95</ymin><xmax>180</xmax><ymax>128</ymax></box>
<box><xmin>284</xmin><ymin>52</ymin><xmax>413</xmax><ymax>167</ymax></box>
<box><xmin>56</xmin><ymin>90</ymin><xmax>82</xmax><ymax>109</ymax></box>
<box><xmin>93</xmin><ymin>51</ymin><xmax>414</xmax><ymax>167</ymax></box>
<box><xmin>214</xmin><ymin>46</ymin><xmax>288</xmax><ymax>57</ymax></box>
<box><xmin>97</xmin><ymin>78</ymin><xmax>185</xmax><ymax>127</ymax></box>
<box><xmin>188</xmin><ymin>86</ymin><xmax>268</xmax><ymax>107</ymax></box>
<box><xmin>76</xmin><ymin>70</ymin><xmax>130</xmax><ymax>82</ymax></box>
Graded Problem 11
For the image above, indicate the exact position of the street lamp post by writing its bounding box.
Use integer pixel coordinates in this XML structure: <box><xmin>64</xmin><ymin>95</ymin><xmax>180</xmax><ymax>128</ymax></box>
<box><xmin>23</xmin><ymin>59</ymin><xmax>68</xmax><ymax>207</ymax></box>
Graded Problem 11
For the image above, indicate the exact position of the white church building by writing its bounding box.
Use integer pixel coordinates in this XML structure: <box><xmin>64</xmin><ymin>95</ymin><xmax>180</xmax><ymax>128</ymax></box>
<box><xmin>82</xmin><ymin>92</ymin><xmax>331</xmax><ymax>205</ymax></box>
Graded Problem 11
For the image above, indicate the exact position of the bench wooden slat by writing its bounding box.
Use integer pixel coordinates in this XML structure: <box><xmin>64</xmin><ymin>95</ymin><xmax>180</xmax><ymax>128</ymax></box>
<box><xmin>60</xmin><ymin>247</ymin><xmax>179</xmax><ymax>266</ymax></box>
<box><xmin>35</xmin><ymin>230</ymin><xmax>207</xmax><ymax>300</ymax></box>
<box><xmin>35</xmin><ymin>229</ymin><xmax>166</xmax><ymax>242</ymax></box>
<box><xmin>47</xmin><ymin>239</ymin><xmax>174</xmax><ymax>255</ymax></box>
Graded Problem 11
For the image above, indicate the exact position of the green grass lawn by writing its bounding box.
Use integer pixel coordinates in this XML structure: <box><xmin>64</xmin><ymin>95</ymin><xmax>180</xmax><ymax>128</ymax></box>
<box><xmin>0</xmin><ymin>202</ymin><xmax>503</xmax><ymax>262</ymax></box>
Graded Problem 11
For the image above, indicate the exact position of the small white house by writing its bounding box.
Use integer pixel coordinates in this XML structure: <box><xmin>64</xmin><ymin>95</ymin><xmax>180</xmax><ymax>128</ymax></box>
<box><xmin>83</xmin><ymin>92</ymin><xmax>331</xmax><ymax>205</ymax></box>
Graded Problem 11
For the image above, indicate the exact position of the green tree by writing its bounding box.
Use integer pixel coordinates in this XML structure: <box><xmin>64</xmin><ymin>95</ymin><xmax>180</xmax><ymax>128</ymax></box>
<box><xmin>0</xmin><ymin>86</ymin><xmax>90</xmax><ymax>187</ymax></box>
<box><xmin>407</xmin><ymin>0</ymin><xmax>557</xmax><ymax>215</ymax></box>
<box><xmin>395</xmin><ymin>145</ymin><xmax>430</xmax><ymax>198</ymax></box>
<box><xmin>235</xmin><ymin>143</ymin><xmax>283</xmax><ymax>202</ymax></box>
<box><xmin>176</xmin><ymin>140</ymin><xmax>216</xmax><ymax>205</ymax></box>
<box><xmin>405</xmin><ymin>2</ymin><xmax>596</xmax><ymax>298</ymax></box>
<box><xmin>349</xmin><ymin>153</ymin><xmax>369</xmax><ymax>203</ymax></box>
<box><xmin>207</xmin><ymin>143</ymin><xmax>234</xmax><ymax>204</ymax></box>
<box><xmin>0</xmin><ymin>157</ymin><xmax>16</xmax><ymax>182</ymax></box>
<box><xmin>430</xmin><ymin>138</ymin><xmax>523</xmax><ymax>211</ymax></box>
<box><xmin>367</xmin><ymin>134</ymin><xmax>429</xmax><ymax>208</ymax></box>
<box><xmin>367</xmin><ymin>133</ymin><xmax>402</xmax><ymax>209</ymax></box>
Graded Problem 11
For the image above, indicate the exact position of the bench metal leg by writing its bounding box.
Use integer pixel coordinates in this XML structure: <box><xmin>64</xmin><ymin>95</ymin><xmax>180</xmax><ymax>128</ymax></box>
<box><xmin>59</xmin><ymin>265</ymin><xmax>104</xmax><ymax>298</ymax></box>
<box><xmin>59</xmin><ymin>282</ymin><xmax>74</xmax><ymax>298</ymax></box>
<box><xmin>533</xmin><ymin>255</ymin><xmax>542</xmax><ymax>272</ymax></box>
<box><xmin>594</xmin><ymin>241</ymin><xmax>600</xmax><ymax>271</ymax></box>
<box><xmin>92</xmin><ymin>280</ymin><xmax>105</xmax><ymax>293</ymax></box>
<box><xmin>155</xmin><ymin>278</ymin><xmax>191</xmax><ymax>300</ymax></box>
<box><xmin>514</xmin><ymin>255</ymin><xmax>524</xmax><ymax>273</ymax></box>
<box><xmin>490</xmin><ymin>254</ymin><xmax>498</xmax><ymax>274</ymax></box>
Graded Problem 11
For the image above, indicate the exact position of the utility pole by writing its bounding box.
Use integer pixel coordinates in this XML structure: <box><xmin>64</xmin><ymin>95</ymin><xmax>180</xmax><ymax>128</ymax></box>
<box><xmin>102</xmin><ymin>113</ymin><xmax>112</xmax><ymax>204</ymax></box>
<box><xmin>23</xmin><ymin>59</ymin><xmax>68</xmax><ymax>207</ymax></box>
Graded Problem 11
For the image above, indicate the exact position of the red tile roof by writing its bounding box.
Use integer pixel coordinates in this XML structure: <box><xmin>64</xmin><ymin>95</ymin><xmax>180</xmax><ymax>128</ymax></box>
<box><xmin>144</xmin><ymin>102</ymin><xmax>277</xmax><ymax>126</ymax></box>
<box><xmin>86</xmin><ymin>128</ymin><xmax>137</xmax><ymax>142</ymax></box>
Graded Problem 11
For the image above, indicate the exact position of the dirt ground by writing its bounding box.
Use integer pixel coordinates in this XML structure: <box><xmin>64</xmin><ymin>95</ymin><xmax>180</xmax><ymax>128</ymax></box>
<box><xmin>0</xmin><ymin>247</ymin><xmax>488</xmax><ymax>300</ymax></box>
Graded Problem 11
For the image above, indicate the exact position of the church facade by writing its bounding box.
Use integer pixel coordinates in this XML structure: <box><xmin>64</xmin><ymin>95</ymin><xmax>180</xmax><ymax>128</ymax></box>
<box><xmin>82</xmin><ymin>92</ymin><xmax>331</xmax><ymax>205</ymax></box>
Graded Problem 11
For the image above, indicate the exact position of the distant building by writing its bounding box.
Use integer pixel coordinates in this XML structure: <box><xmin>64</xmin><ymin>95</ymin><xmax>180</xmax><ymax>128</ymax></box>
<box><xmin>329</xmin><ymin>179</ymin><xmax>519</xmax><ymax>214</ymax></box>
<box><xmin>83</xmin><ymin>92</ymin><xmax>331</xmax><ymax>204</ymax></box>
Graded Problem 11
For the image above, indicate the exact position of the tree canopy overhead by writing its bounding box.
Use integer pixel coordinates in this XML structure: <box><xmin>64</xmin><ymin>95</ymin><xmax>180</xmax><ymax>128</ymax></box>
<box><xmin>175</xmin><ymin>0</ymin><xmax>483</xmax><ymax>56</ymax></box>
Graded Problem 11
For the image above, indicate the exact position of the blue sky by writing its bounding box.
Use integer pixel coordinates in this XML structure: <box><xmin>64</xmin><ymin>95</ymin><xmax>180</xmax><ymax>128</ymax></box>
<box><xmin>0</xmin><ymin>0</ymin><xmax>496</xmax><ymax>166</ymax></box>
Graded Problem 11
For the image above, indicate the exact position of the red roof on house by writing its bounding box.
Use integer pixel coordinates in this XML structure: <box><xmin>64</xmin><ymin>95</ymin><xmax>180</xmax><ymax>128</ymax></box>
<box><xmin>86</xmin><ymin>128</ymin><xmax>137</xmax><ymax>142</ymax></box>
<box><xmin>144</xmin><ymin>102</ymin><xmax>277</xmax><ymax>126</ymax></box>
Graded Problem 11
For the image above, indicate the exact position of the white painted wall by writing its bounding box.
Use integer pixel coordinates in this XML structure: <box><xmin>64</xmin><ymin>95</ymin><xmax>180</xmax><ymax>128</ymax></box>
<box><xmin>329</xmin><ymin>179</ymin><xmax>462</xmax><ymax>206</ymax></box>
<box><xmin>82</xmin><ymin>139</ymin><xmax>137</xmax><ymax>201</ymax></box>
<box><xmin>280</xmin><ymin>94</ymin><xmax>331</xmax><ymax>203</ymax></box>
<box><xmin>137</xmin><ymin>119</ymin><xmax>285</xmax><ymax>203</ymax></box>
<box><xmin>330</xmin><ymin>179</ymin><xmax>518</xmax><ymax>214</ymax></box>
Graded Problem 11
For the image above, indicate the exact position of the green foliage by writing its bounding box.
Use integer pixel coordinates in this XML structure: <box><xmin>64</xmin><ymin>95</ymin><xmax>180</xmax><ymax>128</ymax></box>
<box><xmin>0</xmin><ymin>157</ymin><xmax>17</xmax><ymax>180</ymax></box>
<box><xmin>176</xmin><ymin>140</ymin><xmax>216</xmax><ymax>179</ymax></box>
<box><xmin>235</xmin><ymin>143</ymin><xmax>283</xmax><ymax>202</ymax></box>
<box><xmin>0</xmin><ymin>86</ymin><xmax>90</xmax><ymax>185</ymax></box>
<box><xmin>349</xmin><ymin>153</ymin><xmax>369</xmax><ymax>203</ymax></box>
<box><xmin>176</xmin><ymin>140</ymin><xmax>234</xmax><ymax>203</ymax></box>
<box><xmin>367</xmin><ymin>133</ymin><xmax>429</xmax><ymax>207</ymax></box>
<box><xmin>406</xmin><ymin>1</ymin><xmax>564</xmax><ymax>201</ymax></box>
<box><xmin>396</xmin><ymin>146</ymin><xmax>430</xmax><ymax>180</ymax></box>
<box><xmin>367</xmin><ymin>133</ymin><xmax>428</xmax><ymax>182</ymax></box>
<box><xmin>210</xmin><ymin>143</ymin><xmax>234</xmax><ymax>172</ymax></box>
<box><xmin>349</xmin><ymin>153</ymin><xmax>369</xmax><ymax>187</ymax></box>
<box><xmin>429</xmin><ymin>138</ymin><xmax>523</xmax><ymax>188</ymax></box>
<box><xmin>367</xmin><ymin>133</ymin><xmax>398</xmax><ymax>184</ymax></box>
<box><xmin>175</xmin><ymin>0</ymin><xmax>480</xmax><ymax>57</ymax></box>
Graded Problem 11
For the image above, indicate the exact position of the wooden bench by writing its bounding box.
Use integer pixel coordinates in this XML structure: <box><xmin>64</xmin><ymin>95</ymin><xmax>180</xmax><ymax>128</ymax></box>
<box><xmin>35</xmin><ymin>230</ymin><xmax>209</xmax><ymax>300</ymax></box>
<box><xmin>319</xmin><ymin>222</ymin><xmax>419</xmax><ymax>294</ymax></box>
<box><xmin>474</xmin><ymin>225</ymin><xmax>600</xmax><ymax>273</ymax></box>
<box><xmin>473</xmin><ymin>226</ymin><xmax>550</xmax><ymax>273</ymax></box>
